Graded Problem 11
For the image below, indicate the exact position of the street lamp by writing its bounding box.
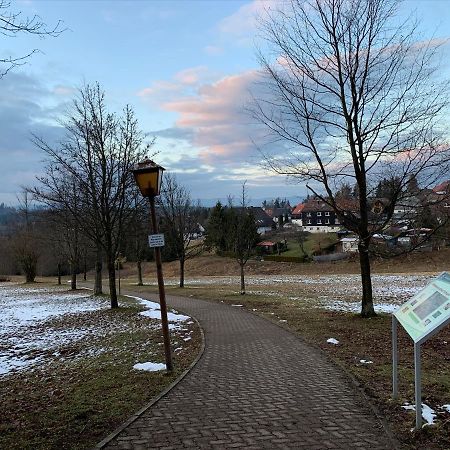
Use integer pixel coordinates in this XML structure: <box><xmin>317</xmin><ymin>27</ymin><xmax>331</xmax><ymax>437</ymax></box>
<box><xmin>132</xmin><ymin>159</ymin><xmax>173</xmax><ymax>372</ymax></box>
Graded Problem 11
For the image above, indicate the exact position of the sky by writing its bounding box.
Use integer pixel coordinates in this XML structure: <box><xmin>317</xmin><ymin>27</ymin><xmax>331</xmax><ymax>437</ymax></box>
<box><xmin>1</xmin><ymin>0</ymin><xmax>450</xmax><ymax>206</ymax></box>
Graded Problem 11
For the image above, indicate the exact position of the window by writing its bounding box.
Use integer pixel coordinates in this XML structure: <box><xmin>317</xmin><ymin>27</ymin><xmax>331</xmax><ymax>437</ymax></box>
<box><xmin>307</xmin><ymin>219</ymin><xmax>311</xmax><ymax>224</ymax></box>
<box><xmin>325</xmin><ymin>219</ymin><xmax>330</xmax><ymax>224</ymax></box>
<box><xmin>317</xmin><ymin>212</ymin><xmax>322</xmax><ymax>216</ymax></box>
<box><xmin>317</xmin><ymin>219</ymin><xmax>322</xmax><ymax>224</ymax></box>
<box><xmin>307</xmin><ymin>212</ymin><xmax>311</xmax><ymax>217</ymax></box>
<box><xmin>335</xmin><ymin>219</ymin><xmax>340</xmax><ymax>224</ymax></box>
<box><xmin>325</xmin><ymin>212</ymin><xmax>330</xmax><ymax>216</ymax></box>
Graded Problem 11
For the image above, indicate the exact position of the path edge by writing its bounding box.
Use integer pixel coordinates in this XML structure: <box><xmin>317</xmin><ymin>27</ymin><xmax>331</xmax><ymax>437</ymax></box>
<box><xmin>94</xmin><ymin>310</ymin><xmax>205</xmax><ymax>449</ymax></box>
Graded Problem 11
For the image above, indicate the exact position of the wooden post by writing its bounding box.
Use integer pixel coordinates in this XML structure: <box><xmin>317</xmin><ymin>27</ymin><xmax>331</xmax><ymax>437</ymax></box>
<box><xmin>149</xmin><ymin>195</ymin><xmax>173</xmax><ymax>372</ymax></box>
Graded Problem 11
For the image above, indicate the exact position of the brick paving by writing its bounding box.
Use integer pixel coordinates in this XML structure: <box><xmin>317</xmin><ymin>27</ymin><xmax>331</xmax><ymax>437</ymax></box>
<box><xmin>101</xmin><ymin>291</ymin><xmax>396</xmax><ymax>449</ymax></box>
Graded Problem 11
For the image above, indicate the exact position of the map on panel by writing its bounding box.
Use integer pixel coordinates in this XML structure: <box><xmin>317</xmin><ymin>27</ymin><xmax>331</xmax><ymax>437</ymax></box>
<box><xmin>394</xmin><ymin>272</ymin><xmax>450</xmax><ymax>342</ymax></box>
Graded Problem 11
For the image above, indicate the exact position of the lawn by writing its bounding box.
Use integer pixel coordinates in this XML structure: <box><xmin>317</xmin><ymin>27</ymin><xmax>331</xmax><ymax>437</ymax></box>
<box><xmin>0</xmin><ymin>283</ymin><xmax>202</xmax><ymax>450</ymax></box>
<box><xmin>278</xmin><ymin>232</ymin><xmax>339</xmax><ymax>258</ymax></box>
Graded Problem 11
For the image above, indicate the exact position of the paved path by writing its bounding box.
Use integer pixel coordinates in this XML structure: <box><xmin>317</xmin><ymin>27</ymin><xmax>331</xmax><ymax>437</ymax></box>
<box><xmin>102</xmin><ymin>291</ymin><xmax>396</xmax><ymax>450</ymax></box>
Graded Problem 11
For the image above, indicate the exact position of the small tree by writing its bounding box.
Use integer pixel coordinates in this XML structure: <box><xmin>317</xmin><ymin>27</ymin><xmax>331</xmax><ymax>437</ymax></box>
<box><xmin>230</xmin><ymin>183</ymin><xmax>259</xmax><ymax>295</ymax></box>
<box><xmin>205</xmin><ymin>201</ymin><xmax>229</xmax><ymax>253</ymax></box>
<box><xmin>159</xmin><ymin>174</ymin><xmax>203</xmax><ymax>288</ymax></box>
<box><xmin>12</xmin><ymin>191</ymin><xmax>39</xmax><ymax>282</ymax></box>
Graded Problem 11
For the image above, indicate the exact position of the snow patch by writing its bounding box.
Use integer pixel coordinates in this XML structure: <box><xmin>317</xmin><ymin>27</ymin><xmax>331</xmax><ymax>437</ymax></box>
<box><xmin>402</xmin><ymin>403</ymin><xmax>437</xmax><ymax>426</ymax></box>
<box><xmin>133</xmin><ymin>362</ymin><xmax>166</xmax><ymax>372</ymax></box>
<box><xmin>359</xmin><ymin>359</ymin><xmax>373</xmax><ymax>364</ymax></box>
<box><xmin>327</xmin><ymin>338</ymin><xmax>339</xmax><ymax>345</ymax></box>
<box><xmin>127</xmin><ymin>296</ymin><xmax>190</xmax><ymax>323</ymax></box>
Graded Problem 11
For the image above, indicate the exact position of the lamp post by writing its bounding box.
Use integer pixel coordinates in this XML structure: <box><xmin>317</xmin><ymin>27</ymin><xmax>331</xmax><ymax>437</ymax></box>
<box><xmin>132</xmin><ymin>160</ymin><xmax>173</xmax><ymax>372</ymax></box>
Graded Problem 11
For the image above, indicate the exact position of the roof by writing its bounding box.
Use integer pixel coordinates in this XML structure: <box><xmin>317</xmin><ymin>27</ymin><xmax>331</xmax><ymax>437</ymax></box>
<box><xmin>264</xmin><ymin>207</ymin><xmax>291</xmax><ymax>217</ymax></box>
<box><xmin>433</xmin><ymin>180</ymin><xmax>450</xmax><ymax>194</ymax></box>
<box><xmin>257</xmin><ymin>241</ymin><xmax>276</xmax><ymax>246</ymax></box>
<box><xmin>302</xmin><ymin>198</ymin><xmax>334</xmax><ymax>212</ymax></box>
<box><xmin>248</xmin><ymin>207</ymin><xmax>274</xmax><ymax>227</ymax></box>
<box><xmin>292</xmin><ymin>203</ymin><xmax>305</xmax><ymax>215</ymax></box>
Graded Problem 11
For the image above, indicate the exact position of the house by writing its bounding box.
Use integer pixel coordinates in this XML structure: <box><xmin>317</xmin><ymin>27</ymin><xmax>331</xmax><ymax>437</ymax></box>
<box><xmin>256</xmin><ymin>241</ymin><xmax>277</xmax><ymax>254</ymax></box>
<box><xmin>291</xmin><ymin>203</ymin><xmax>305</xmax><ymax>226</ymax></box>
<box><xmin>250</xmin><ymin>207</ymin><xmax>274</xmax><ymax>235</ymax></box>
<box><xmin>432</xmin><ymin>180</ymin><xmax>450</xmax><ymax>195</ymax></box>
<box><xmin>263</xmin><ymin>206</ymin><xmax>292</xmax><ymax>226</ymax></box>
<box><xmin>339</xmin><ymin>237</ymin><xmax>359</xmax><ymax>253</ymax></box>
<box><xmin>300</xmin><ymin>197</ymin><xmax>341</xmax><ymax>233</ymax></box>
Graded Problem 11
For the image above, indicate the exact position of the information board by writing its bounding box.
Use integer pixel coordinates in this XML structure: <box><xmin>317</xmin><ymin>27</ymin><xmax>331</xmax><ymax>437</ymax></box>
<box><xmin>148</xmin><ymin>234</ymin><xmax>165</xmax><ymax>248</ymax></box>
<box><xmin>394</xmin><ymin>272</ymin><xmax>450</xmax><ymax>343</ymax></box>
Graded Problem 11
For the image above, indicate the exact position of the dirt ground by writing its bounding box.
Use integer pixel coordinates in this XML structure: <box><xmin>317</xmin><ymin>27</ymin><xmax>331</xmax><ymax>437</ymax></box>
<box><xmin>123</xmin><ymin>248</ymin><xmax>450</xmax><ymax>282</ymax></box>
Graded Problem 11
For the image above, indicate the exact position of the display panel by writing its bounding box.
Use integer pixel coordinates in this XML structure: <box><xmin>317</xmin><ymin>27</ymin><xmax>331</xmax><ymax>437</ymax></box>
<box><xmin>394</xmin><ymin>272</ymin><xmax>450</xmax><ymax>342</ymax></box>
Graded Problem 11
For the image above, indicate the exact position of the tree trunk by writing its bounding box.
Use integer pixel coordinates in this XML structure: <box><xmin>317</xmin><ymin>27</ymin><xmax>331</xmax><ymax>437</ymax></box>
<box><xmin>179</xmin><ymin>258</ymin><xmax>185</xmax><ymax>288</ymax></box>
<box><xmin>358</xmin><ymin>240</ymin><xmax>376</xmax><ymax>317</ymax></box>
<box><xmin>70</xmin><ymin>262</ymin><xmax>77</xmax><ymax>290</ymax></box>
<box><xmin>108</xmin><ymin>256</ymin><xmax>118</xmax><ymax>308</ymax></box>
<box><xmin>83</xmin><ymin>256</ymin><xmax>87</xmax><ymax>281</ymax></box>
<box><xmin>137</xmin><ymin>259</ymin><xmax>143</xmax><ymax>286</ymax></box>
<box><xmin>57</xmin><ymin>262</ymin><xmax>61</xmax><ymax>285</ymax></box>
<box><xmin>240</xmin><ymin>262</ymin><xmax>245</xmax><ymax>295</ymax></box>
<box><xmin>94</xmin><ymin>247</ymin><xmax>102</xmax><ymax>295</ymax></box>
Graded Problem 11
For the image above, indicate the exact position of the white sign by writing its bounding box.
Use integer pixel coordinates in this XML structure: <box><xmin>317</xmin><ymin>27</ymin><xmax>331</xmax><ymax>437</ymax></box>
<box><xmin>148</xmin><ymin>234</ymin><xmax>165</xmax><ymax>248</ymax></box>
<box><xmin>394</xmin><ymin>272</ymin><xmax>450</xmax><ymax>343</ymax></box>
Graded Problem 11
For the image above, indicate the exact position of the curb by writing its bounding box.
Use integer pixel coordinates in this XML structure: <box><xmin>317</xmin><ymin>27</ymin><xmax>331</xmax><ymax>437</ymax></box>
<box><xmin>94</xmin><ymin>294</ymin><xmax>206</xmax><ymax>449</ymax></box>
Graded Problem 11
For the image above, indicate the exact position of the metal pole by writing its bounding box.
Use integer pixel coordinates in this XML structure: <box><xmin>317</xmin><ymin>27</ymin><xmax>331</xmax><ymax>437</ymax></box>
<box><xmin>392</xmin><ymin>316</ymin><xmax>398</xmax><ymax>399</ymax></box>
<box><xmin>118</xmin><ymin>264</ymin><xmax>121</xmax><ymax>295</ymax></box>
<box><xmin>414</xmin><ymin>343</ymin><xmax>422</xmax><ymax>430</ymax></box>
<box><xmin>149</xmin><ymin>195</ymin><xmax>173</xmax><ymax>372</ymax></box>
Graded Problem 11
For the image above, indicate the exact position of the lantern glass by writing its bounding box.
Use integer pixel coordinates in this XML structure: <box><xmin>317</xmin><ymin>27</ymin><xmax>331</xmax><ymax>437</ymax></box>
<box><xmin>132</xmin><ymin>160</ymin><xmax>165</xmax><ymax>197</ymax></box>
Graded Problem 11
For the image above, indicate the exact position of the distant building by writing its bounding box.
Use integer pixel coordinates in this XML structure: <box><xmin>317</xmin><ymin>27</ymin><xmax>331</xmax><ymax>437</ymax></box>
<box><xmin>291</xmin><ymin>203</ymin><xmax>305</xmax><ymax>226</ymax></box>
<box><xmin>300</xmin><ymin>198</ymin><xmax>341</xmax><ymax>233</ymax></box>
<box><xmin>250</xmin><ymin>207</ymin><xmax>274</xmax><ymax>235</ymax></box>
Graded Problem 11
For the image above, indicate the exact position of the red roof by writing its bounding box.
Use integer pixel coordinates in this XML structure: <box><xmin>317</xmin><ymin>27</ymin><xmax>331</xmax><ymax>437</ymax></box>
<box><xmin>292</xmin><ymin>203</ymin><xmax>305</xmax><ymax>215</ymax></box>
<box><xmin>433</xmin><ymin>180</ymin><xmax>450</xmax><ymax>193</ymax></box>
<box><xmin>257</xmin><ymin>241</ymin><xmax>276</xmax><ymax>247</ymax></box>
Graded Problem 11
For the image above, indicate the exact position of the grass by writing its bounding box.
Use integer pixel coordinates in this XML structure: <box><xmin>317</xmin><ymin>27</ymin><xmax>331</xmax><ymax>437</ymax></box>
<box><xmin>280</xmin><ymin>233</ymin><xmax>339</xmax><ymax>258</ymax></box>
<box><xmin>130</xmin><ymin>280</ymin><xmax>450</xmax><ymax>450</ymax></box>
<box><xmin>0</xmin><ymin>290</ymin><xmax>202</xmax><ymax>450</ymax></box>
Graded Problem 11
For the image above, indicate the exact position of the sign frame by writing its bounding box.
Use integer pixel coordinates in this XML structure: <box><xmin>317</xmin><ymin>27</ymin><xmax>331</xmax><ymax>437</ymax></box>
<box><xmin>392</xmin><ymin>272</ymin><xmax>450</xmax><ymax>430</ymax></box>
<box><xmin>148</xmin><ymin>233</ymin><xmax>165</xmax><ymax>248</ymax></box>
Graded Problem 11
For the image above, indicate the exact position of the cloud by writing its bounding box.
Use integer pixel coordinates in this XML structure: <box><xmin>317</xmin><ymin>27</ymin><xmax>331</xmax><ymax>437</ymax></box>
<box><xmin>218</xmin><ymin>0</ymin><xmax>276</xmax><ymax>38</ymax></box>
<box><xmin>173</xmin><ymin>66</ymin><xmax>209</xmax><ymax>85</ymax></box>
<box><xmin>160</xmin><ymin>70</ymin><xmax>263</xmax><ymax>164</ymax></box>
<box><xmin>138</xmin><ymin>65</ymin><xmax>298</xmax><ymax>201</ymax></box>
<box><xmin>0</xmin><ymin>72</ymin><xmax>68</xmax><ymax>204</ymax></box>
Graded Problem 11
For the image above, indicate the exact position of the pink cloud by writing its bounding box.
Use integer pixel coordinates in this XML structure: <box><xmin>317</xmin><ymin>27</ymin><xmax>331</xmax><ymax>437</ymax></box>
<box><xmin>159</xmin><ymin>70</ymin><xmax>262</xmax><ymax>163</ymax></box>
<box><xmin>173</xmin><ymin>66</ymin><xmax>209</xmax><ymax>85</ymax></box>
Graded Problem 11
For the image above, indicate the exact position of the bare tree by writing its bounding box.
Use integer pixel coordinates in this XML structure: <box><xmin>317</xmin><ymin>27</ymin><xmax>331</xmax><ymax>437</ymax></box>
<box><xmin>230</xmin><ymin>183</ymin><xmax>259</xmax><ymax>295</ymax></box>
<box><xmin>0</xmin><ymin>0</ymin><xmax>63</xmax><ymax>78</ymax></box>
<box><xmin>254</xmin><ymin>0</ymin><xmax>450</xmax><ymax>316</ymax></box>
<box><xmin>11</xmin><ymin>191</ymin><xmax>39</xmax><ymax>282</ymax></box>
<box><xmin>159</xmin><ymin>174</ymin><xmax>203</xmax><ymax>288</ymax></box>
<box><xmin>32</xmin><ymin>83</ymin><xmax>149</xmax><ymax>308</ymax></box>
